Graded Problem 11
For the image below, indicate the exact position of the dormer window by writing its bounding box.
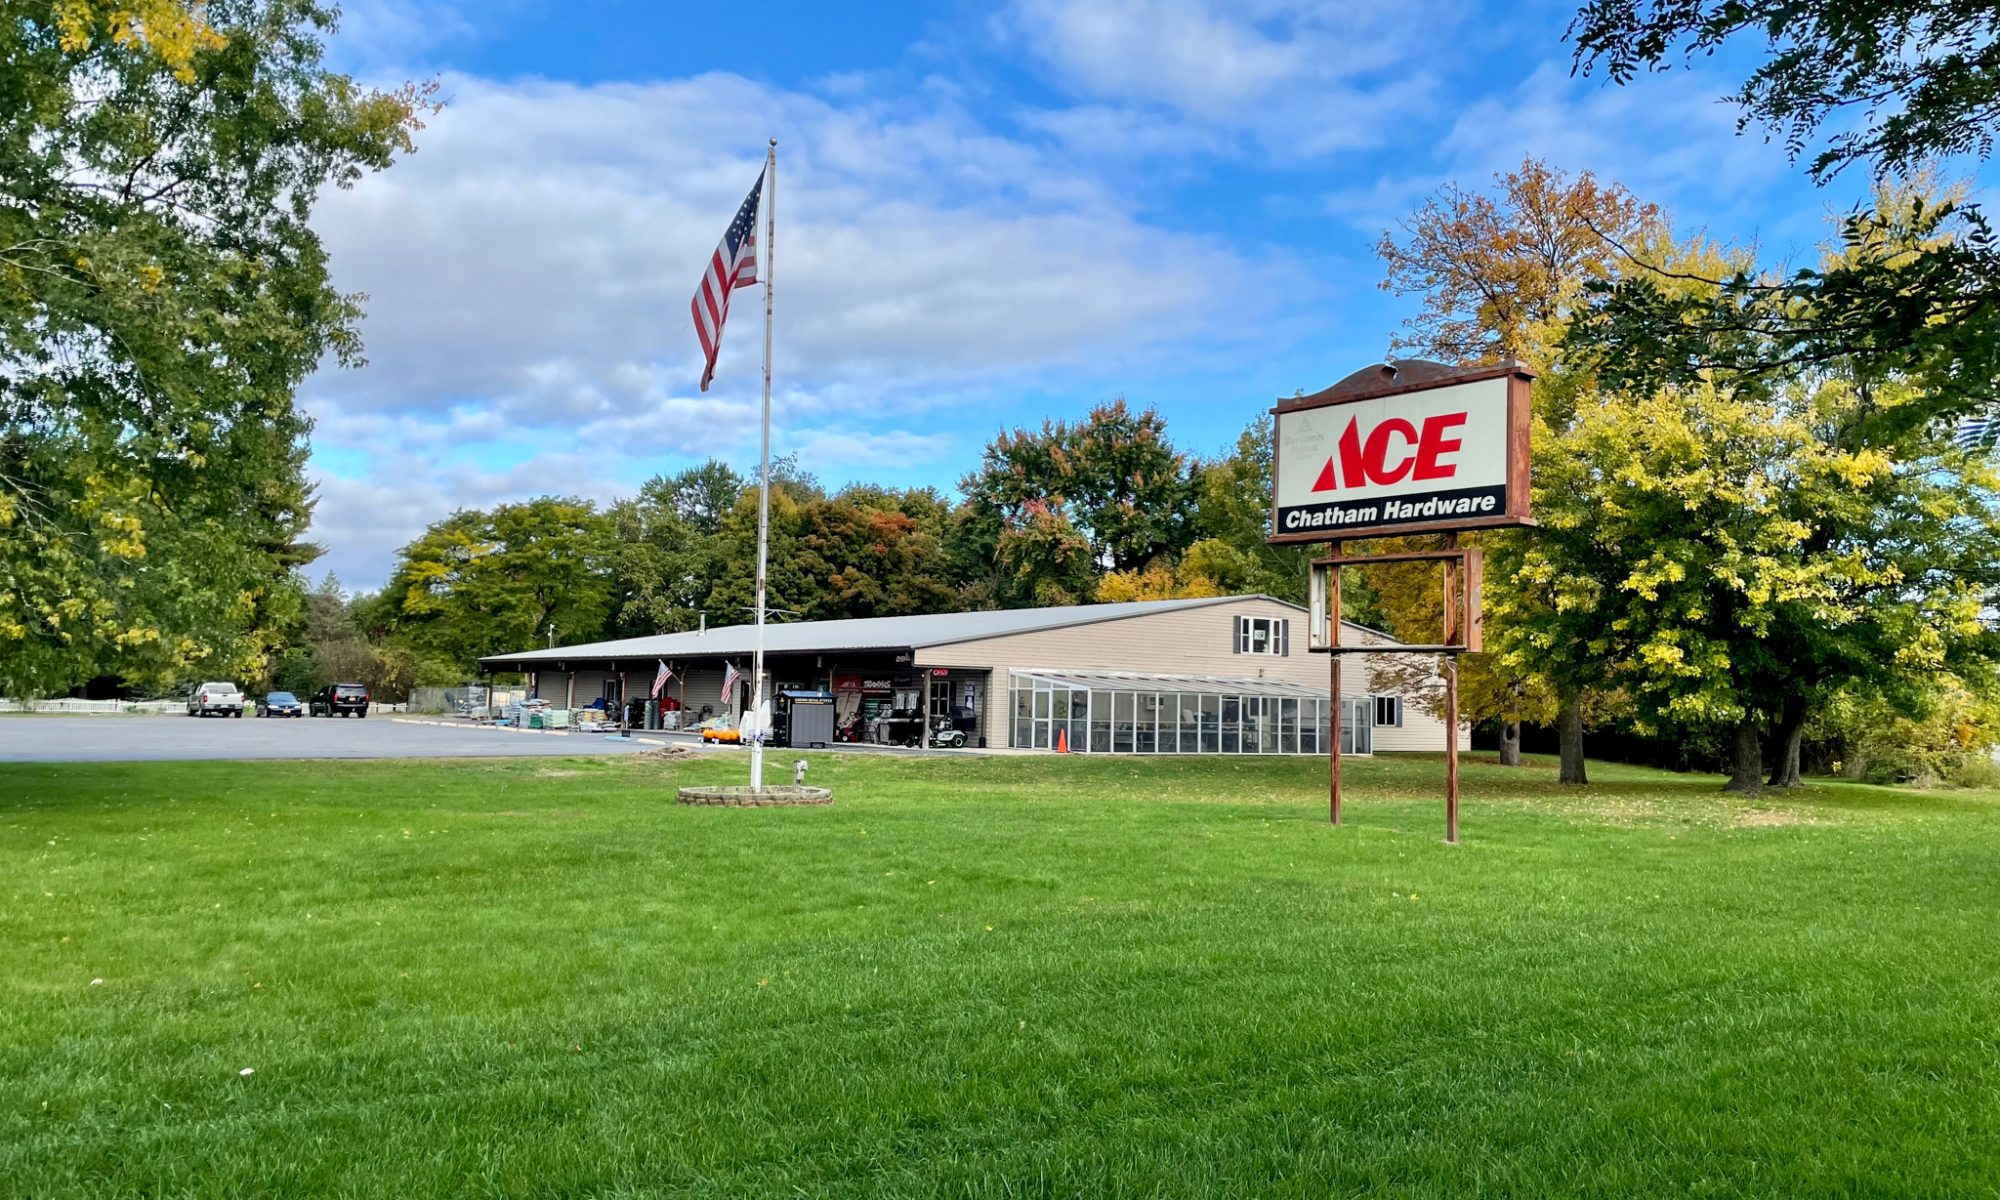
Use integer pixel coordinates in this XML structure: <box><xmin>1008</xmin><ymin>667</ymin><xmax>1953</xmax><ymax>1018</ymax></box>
<box><xmin>1234</xmin><ymin>615</ymin><xmax>1290</xmax><ymax>656</ymax></box>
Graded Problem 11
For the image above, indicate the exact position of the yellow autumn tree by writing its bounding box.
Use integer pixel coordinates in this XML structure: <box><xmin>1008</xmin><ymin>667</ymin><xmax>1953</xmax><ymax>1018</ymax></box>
<box><xmin>1365</xmin><ymin>158</ymin><xmax>1666</xmax><ymax>777</ymax></box>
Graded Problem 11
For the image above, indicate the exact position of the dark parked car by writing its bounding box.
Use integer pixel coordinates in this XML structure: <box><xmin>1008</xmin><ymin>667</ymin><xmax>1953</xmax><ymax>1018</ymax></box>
<box><xmin>310</xmin><ymin>683</ymin><xmax>370</xmax><ymax>718</ymax></box>
<box><xmin>257</xmin><ymin>691</ymin><xmax>304</xmax><ymax>718</ymax></box>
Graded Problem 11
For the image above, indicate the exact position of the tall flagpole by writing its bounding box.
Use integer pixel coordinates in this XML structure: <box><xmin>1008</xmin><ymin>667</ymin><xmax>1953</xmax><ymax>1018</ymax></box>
<box><xmin>749</xmin><ymin>138</ymin><xmax>776</xmax><ymax>790</ymax></box>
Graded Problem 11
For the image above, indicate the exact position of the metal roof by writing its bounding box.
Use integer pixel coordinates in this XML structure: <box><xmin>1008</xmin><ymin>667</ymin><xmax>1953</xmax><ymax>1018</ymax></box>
<box><xmin>479</xmin><ymin>595</ymin><xmax>1320</xmax><ymax>668</ymax></box>
<box><xmin>1010</xmin><ymin>669</ymin><xmax>1336</xmax><ymax>699</ymax></box>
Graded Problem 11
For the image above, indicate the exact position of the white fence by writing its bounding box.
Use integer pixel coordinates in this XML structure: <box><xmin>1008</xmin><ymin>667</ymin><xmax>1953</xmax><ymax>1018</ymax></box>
<box><xmin>0</xmin><ymin>698</ymin><xmax>182</xmax><ymax>714</ymax></box>
<box><xmin>0</xmin><ymin>698</ymin><xmax>416</xmax><ymax>714</ymax></box>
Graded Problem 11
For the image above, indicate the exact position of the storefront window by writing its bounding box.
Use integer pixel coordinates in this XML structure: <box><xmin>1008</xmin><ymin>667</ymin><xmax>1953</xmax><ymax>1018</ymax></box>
<box><xmin>1010</xmin><ymin>672</ymin><xmax>1356</xmax><ymax>756</ymax></box>
<box><xmin>1338</xmin><ymin>697</ymin><xmax>1373</xmax><ymax>755</ymax></box>
<box><xmin>1113</xmin><ymin>692</ymin><xmax>1135</xmax><ymax>753</ymax></box>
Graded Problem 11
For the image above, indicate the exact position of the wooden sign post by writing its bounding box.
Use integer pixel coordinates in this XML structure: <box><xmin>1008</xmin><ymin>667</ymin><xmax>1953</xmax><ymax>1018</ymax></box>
<box><xmin>1271</xmin><ymin>360</ymin><xmax>1532</xmax><ymax>843</ymax></box>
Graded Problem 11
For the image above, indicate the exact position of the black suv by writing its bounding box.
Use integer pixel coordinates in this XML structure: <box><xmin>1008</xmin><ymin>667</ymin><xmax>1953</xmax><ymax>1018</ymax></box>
<box><xmin>310</xmin><ymin>683</ymin><xmax>371</xmax><ymax>718</ymax></box>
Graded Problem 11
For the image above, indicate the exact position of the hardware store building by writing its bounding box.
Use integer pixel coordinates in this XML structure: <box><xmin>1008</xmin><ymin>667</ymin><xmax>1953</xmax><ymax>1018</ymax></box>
<box><xmin>478</xmin><ymin>595</ymin><xmax>1467</xmax><ymax>755</ymax></box>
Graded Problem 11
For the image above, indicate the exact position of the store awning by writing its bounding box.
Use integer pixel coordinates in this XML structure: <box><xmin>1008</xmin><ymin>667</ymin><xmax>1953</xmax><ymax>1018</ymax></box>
<box><xmin>1009</xmin><ymin>669</ymin><xmax>1329</xmax><ymax>699</ymax></box>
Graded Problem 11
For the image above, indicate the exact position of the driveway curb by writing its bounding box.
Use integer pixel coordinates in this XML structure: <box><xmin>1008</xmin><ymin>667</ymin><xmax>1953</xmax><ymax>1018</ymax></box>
<box><xmin>390</xmin><ymin>717</ymin><xmax>669</xmax><ymax>747</ymax></box>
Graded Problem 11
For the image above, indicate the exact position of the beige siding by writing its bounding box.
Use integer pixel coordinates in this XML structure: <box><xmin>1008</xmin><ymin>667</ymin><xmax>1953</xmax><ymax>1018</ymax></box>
<box><xmin>916</xmin><ymin>597</ymin><xmax>1468</xmax><ymax>751</ymax></box>
<box><xmin>674</xmin><ymin>666</ymin><xmax>735</xmax><ymax>720</ymax></box>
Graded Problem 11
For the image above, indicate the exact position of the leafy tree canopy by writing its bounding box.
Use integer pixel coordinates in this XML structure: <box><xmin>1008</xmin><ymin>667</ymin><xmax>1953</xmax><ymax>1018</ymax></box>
<box><xmin>0</xmin><ymin>0</ymin><xmax>432</xmax><ymax>694</ymax></box>
<box><xmin>381</xmin><ymin>497</ymin><xmax>616</xmax><ymax>667</ymax></box>
<box><xmin>1566</xmin><ymin>0</ymin><xmax>2000</xmax><ymax>419</ymax></box>
<box><xmin>962</xmin><ymin>398</ymin><xmax>1194</xmax><ymax>576</ymax></box>
<box><xmin>1569</xmin><ymin>0</ymin><xmax>2000</xmax><ymax>181</ymax></box>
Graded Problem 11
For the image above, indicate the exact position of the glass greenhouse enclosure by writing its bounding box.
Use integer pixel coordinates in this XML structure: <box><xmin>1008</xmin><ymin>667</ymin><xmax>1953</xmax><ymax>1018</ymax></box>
<box><xmin>1008</xmin><ymin>670</ymin><xmax>1372</xmax><ymax>755</ymax></box>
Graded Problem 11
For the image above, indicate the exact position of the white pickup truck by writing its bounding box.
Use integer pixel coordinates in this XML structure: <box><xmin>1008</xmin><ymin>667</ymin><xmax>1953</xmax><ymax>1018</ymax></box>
<box><xmin>187</xmin><ymin>682</ymin><xmax>245</xmax><ymax>718</ymax></box>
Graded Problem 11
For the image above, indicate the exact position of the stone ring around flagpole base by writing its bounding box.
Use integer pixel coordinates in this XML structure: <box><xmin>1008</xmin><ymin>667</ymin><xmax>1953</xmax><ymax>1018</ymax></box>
<box><xmin>676</xmin><ymin>785</ymin><xmax>833</xmax><ymax>807</ymax></box>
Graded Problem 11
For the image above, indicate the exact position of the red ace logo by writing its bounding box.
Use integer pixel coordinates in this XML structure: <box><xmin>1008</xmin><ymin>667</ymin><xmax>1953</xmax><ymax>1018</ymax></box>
<box><xmin>1309</xmin><ymin>412</ymin><xmax>1468</xmax><ymax>492</ymax></box>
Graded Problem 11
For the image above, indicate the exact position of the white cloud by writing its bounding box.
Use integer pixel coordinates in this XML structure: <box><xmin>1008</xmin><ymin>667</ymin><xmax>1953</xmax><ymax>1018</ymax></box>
<box><xmin>1000</xmin><ymin>0</ymin><xmax>1461</xmax><ymax>152</ymax></box>
<box><xmin>1009</xmin><ymin>0</ymin><xmax>1310</xmax><ymax>118</ymax></box>
<box><xmin>1438</xmin><ymin>62</ymin><xmax>1796</xmax><ymax>215</ymax></box>
<box><xmin>321</xmin><ymin>0</ymin><xmax>488</xmax><ymax>72</ymax></box>
<box><xmin>1318</xmin><ymin>58</ymin><xmax>1823</xmax><ymax>247</ymax></box>
<box><xmin>303</xmin><ymin>71</ymin><xmax>1273</xmax><ymax>585</ymax></box>
<box><xmin>792</xmin><ymin>429</ymin><xmax>958</xmax><ymax>469</ymax></box>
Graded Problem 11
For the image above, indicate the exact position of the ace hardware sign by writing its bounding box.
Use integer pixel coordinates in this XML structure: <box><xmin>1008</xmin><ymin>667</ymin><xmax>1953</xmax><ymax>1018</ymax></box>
<box><xmin>1270</xmin><ymin>361</ymin><xmax>1533</xmax><ymax>543</ymax></box>
<box><xmin>1266</xmin><ymin>359</ymin><xmax>1535</xmax><ymax>843</ymax></box>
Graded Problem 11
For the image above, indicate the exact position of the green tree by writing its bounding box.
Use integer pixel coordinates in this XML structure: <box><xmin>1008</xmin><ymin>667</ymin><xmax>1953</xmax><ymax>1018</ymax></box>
<box><xmin>1372</xmin><ymin>158</ymin><xmax>1665</xmax><ymax>777</ymax></box>
<box><xmin>1520</xmin><ymin>366</ymin><xmax>2000</xmax><ymax>792</ymax></box>
<box><xmin>995</xmin><ymin>502</ymin><xmax>1098</xmax><ymax>608</ymax></box>
<box><xmin>704</xmin><ymin>475</ymin><xmax>816</xmax><ymax>625</ymax></box>
<box><xmin>1187</xmin><ymin>415</ymin><xmax>1316</xmax><ymax>605</ymax></box>
<box><xmin>962</xmin><ymin>399</ymin><xmax>1194</xmax><ymax>579</ymax></box>
<box><xmin>0</xmin><ymin>0</ymin><xmax>432</xmax><ymax>695</ymax></box>
<box><xmin>608</xmin><ymin>462</ymin><xmax>742</xmax><ymax>637</ymax></box>
<box><xmin>382</xmin><ymin>497</ymin><xmax>616</xmax><ymax>669</ymax></box>
<box><xmin>1569</xmin><ymin>0</ymin><xmax>1999</xmax><ymax>182</ymax></box>
<box><xmin>1516</xmin><ymin>192</ymin><xmax>2000</xmax><ymax>791</ymax></box>
<box><xmin>1567</xmin><ymin>0</ymin><xmax>2000</xmax><ymax>418</ymax></box>
<box><xmin>792</xmin><ymin>486</ymin><xmax>962</xmax><ymax>620</ymax></box>
<box><xmin>662</xmin><ymin>459</ymin><xmax>745</xmax><ymax>537</ymax></box>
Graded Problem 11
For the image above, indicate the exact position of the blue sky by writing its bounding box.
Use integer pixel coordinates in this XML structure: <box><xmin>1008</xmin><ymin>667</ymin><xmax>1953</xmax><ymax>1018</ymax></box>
<box><xmin>302</xmin><ymin>0</ymin><xmax>1954</xmax><ymax>589</ymax></box>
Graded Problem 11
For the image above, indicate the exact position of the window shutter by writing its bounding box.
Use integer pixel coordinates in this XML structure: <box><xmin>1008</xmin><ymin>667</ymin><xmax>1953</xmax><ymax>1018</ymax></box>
<box><xmin>1279</xmin><ymin>619</ymin><xmax>1290</xmax><ymax>656</ymax></box>
<box><xmin>1233</xmin><ymin>616</ymin><xmax>1245</xmax><ymax>654</ymax></box>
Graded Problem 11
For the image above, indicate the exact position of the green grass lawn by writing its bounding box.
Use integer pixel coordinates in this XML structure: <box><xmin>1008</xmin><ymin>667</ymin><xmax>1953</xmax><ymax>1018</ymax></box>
<box><xmin>3</xmin><ymin>751</ymin><xmax>1997</xmax><ymax>1198</ymax></box>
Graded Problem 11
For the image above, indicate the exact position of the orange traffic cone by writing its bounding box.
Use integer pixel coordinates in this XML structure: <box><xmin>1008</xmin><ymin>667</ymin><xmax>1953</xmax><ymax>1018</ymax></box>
<box><xmin>1056</xmin><ymin>727</ymin><xmax>1069</xmax><ymax>754</ymax></box>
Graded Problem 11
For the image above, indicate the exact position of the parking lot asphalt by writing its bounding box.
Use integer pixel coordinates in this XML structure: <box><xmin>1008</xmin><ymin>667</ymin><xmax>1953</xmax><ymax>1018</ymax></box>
<box><xmin>0</xmin><ymin>715</ymin><xmax>658</xmax><ymax>763</ymax></box>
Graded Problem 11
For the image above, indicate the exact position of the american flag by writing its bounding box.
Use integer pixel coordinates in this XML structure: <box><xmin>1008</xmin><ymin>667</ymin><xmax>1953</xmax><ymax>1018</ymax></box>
<box><xmin>691</xmin><ymin>169</ymin><xmax>764</xmax><ymax>392</ymax></box>
<box><xmin>721</xmin><ymin>661</ymin><xmax>742</xmax><ymax>704</ymax></box>
<box><xmin>1955</xmin><ymin>415</ymin><xmax>1996</xmax><ymax>452</ymax></box>
<box><xmin>650</xmin><ymin>660</ymin><xmax>673</xmax><ymax>699</ymax></box>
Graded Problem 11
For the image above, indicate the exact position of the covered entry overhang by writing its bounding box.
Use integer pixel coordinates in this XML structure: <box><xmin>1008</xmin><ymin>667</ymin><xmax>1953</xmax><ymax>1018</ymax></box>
<box><xmin>1007</xmin><ymin>669</ymin><xmax>1372</xmax><ymax>755</ymax></box>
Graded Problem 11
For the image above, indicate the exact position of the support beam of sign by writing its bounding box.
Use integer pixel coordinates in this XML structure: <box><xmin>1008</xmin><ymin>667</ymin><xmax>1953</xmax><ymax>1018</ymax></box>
<box><xmin>1272</xmin><ymin>358</ymin><xmax>1534</xmax><ymax>844</ymax></box>
<box><xmin>1311</xmin><ymin>543</ymin><xmax>1482</xmax><ymax>842</ymax></box>
<box><xmin>1443</xmin><ymin>533</ymin><xmax>1459</xmax><ymax>845</ymax></box>
<box><xmin>1327</xmin><ymin>540</ymin><xmax>1342</xmax><ymax>827</ymax></box>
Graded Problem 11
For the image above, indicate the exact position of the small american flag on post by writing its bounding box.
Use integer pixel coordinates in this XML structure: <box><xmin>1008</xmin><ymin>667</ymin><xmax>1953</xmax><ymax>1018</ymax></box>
<box><xmin>721</xmin><ymin>661</ymin><xmax>742</xmax><ymax>703</ymax></box>
<box><xmin>1955</xmin><ymin>415</ymin><xmax>1996</xmax><ymax>452</ymax></box>
<box><xmin>650</xmin><ymin>660</ymin><xmax>673</xmax><ymax>699</ymax></box>
<box><xmin>691</xmin><ymin>169</ymin><xmax>765</xmax><ymax>391</ymax></box>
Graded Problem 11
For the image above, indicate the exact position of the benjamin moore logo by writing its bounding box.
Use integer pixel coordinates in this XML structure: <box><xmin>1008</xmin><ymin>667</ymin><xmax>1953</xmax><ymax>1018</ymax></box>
<box><xmin>1310</xmin><ymin>412</ymin><xmax>1467</xmax><ymax>491</ymax></box>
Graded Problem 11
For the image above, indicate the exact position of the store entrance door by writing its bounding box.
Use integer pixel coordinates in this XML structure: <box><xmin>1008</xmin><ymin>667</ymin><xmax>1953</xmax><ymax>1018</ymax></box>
<box><xmin>928</xmin><ymin>675</ymin><xmax>979</xmax><ymax>748</ymax></box>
